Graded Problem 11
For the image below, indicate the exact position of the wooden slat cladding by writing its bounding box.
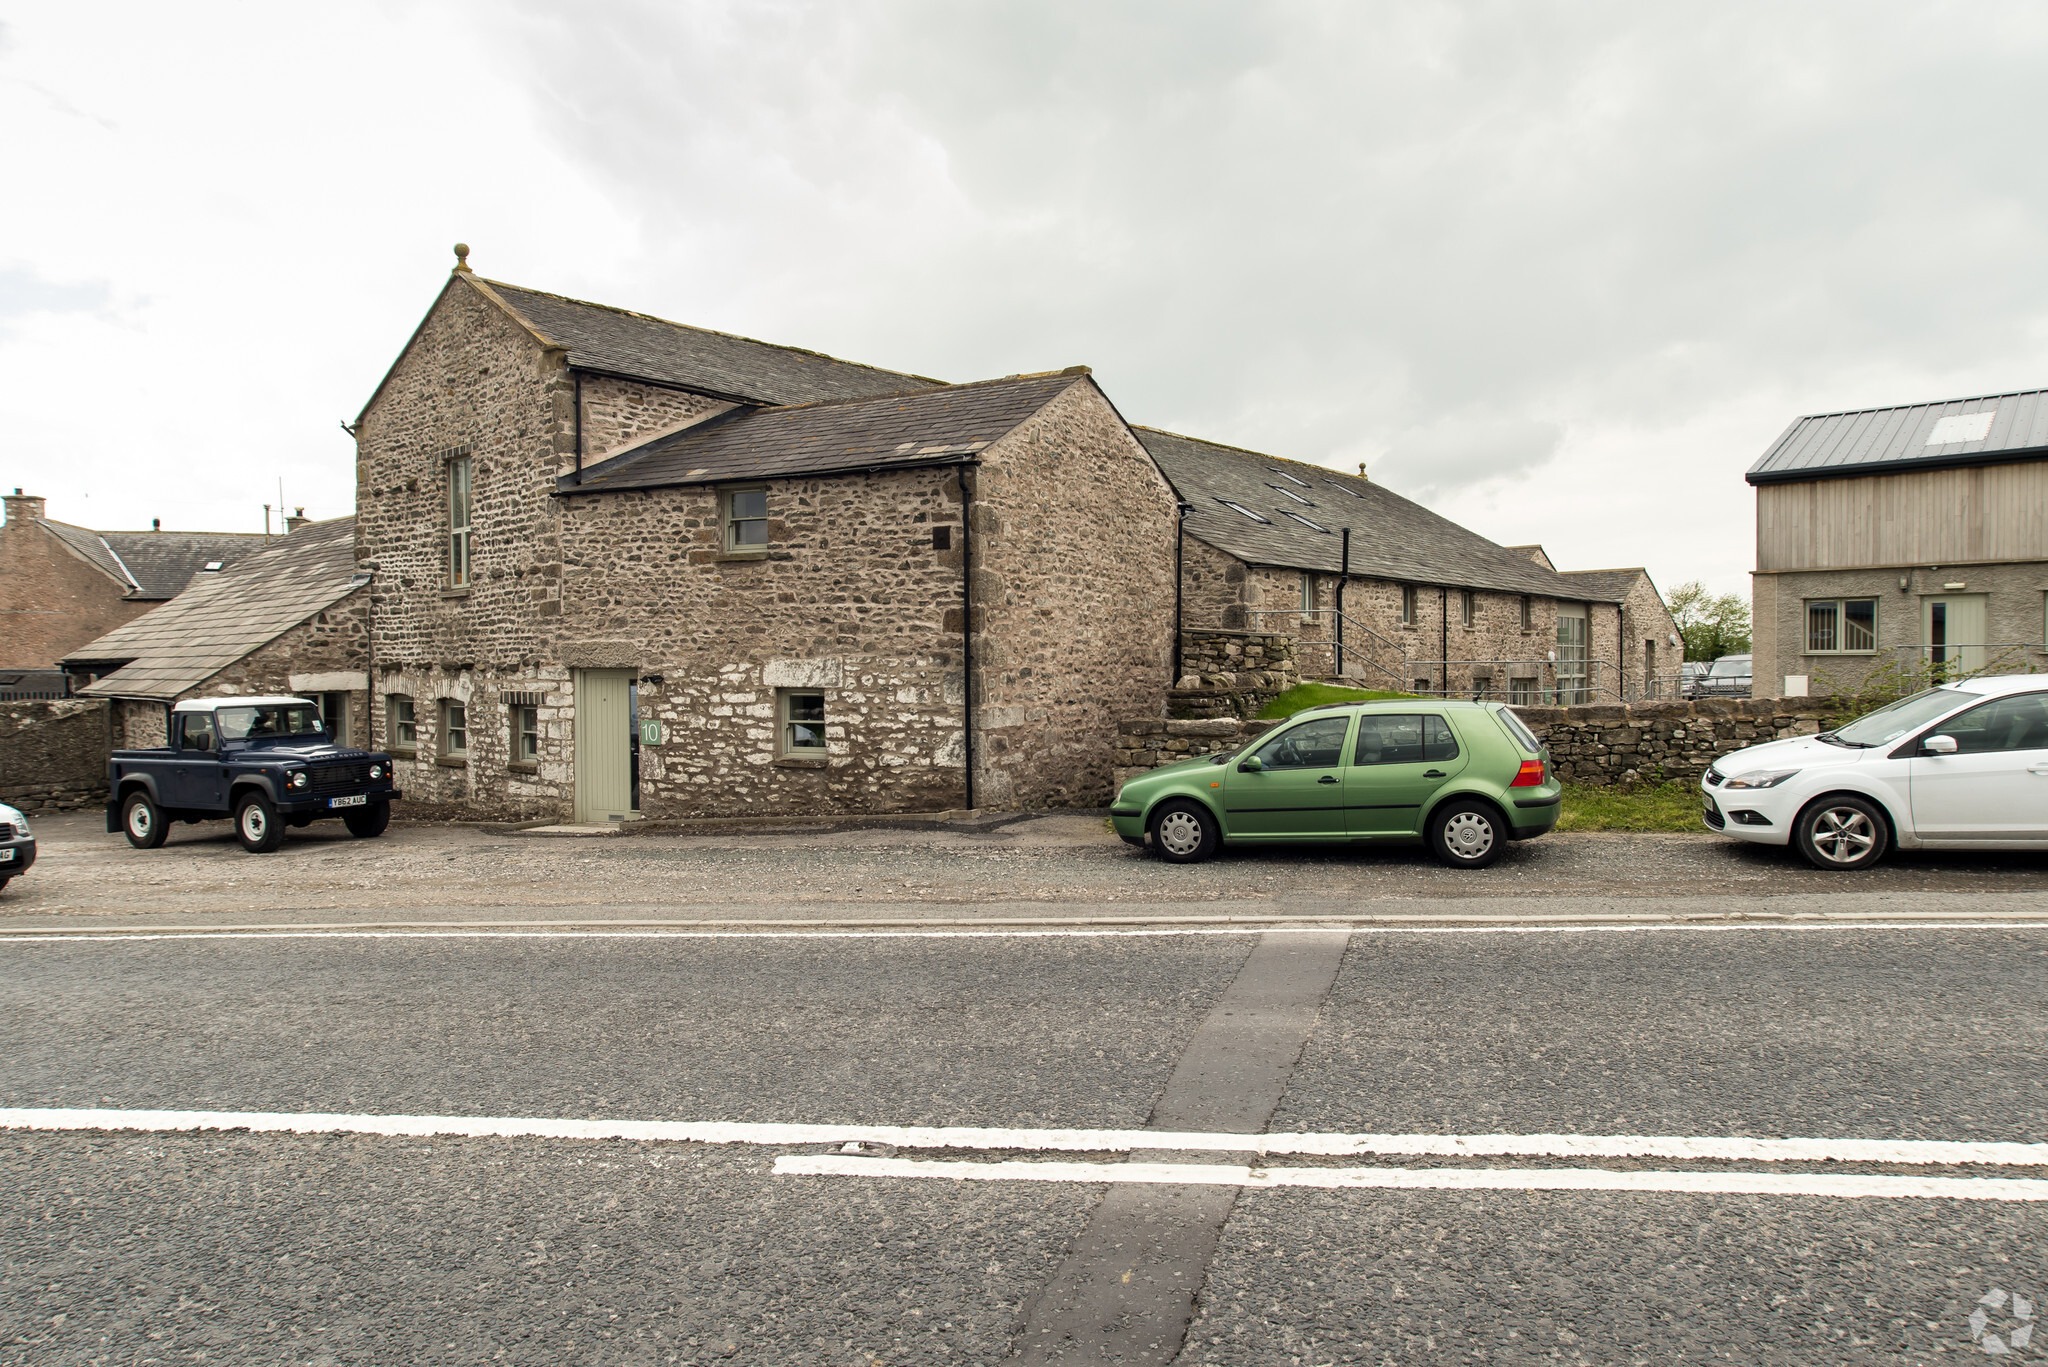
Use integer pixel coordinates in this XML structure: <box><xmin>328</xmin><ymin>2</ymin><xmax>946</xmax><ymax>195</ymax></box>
<box><xmin>1756</xmin><ymin>459</ymin><xmax>2048</xmax><ymax>571</ymax></box>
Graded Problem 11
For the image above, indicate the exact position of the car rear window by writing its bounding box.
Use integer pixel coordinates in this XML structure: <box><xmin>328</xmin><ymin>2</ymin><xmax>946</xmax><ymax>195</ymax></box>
<box><xmin>1495</xmin><ymin>707</ymin><xmax>1542</xmax><ymax>754</ymax></box>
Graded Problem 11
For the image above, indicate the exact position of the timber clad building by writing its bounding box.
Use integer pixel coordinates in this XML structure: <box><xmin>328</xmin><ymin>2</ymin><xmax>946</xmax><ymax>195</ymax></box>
<box><xmin>340</xmin><ymin>253</ymin><xmax>1670</xmax><ymax>821</ymax></box>
<box><xmin>1749</xmin><ymin>388</ymin><xmax>2048</xmax><ymax>698</ymax></box>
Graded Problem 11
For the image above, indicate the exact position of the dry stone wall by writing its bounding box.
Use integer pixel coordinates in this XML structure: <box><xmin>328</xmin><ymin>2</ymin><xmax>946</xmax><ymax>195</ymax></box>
<box><xmin>0</xmin><ymin>699</ymin><xmax>111</xmax><ymax>811</ymax></box>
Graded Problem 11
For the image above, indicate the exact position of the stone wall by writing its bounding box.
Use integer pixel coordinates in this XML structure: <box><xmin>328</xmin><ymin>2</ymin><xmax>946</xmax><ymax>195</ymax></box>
<box><xmin>1113</xmin><ymin>697</ymin><xmax>1841</xmax><ymax>790</ymax></box>
<box><xmin>0</xmin><ymin>698</ymin><xmax>111</xmax><ymax>810</ymax></box>
<box><xmin>1168</xmin><ymin>629</ymin><xmax>1300</xmax><ymax>720</ymax></box>
<box><xmin>201</xmin><ymin>590</ymin><xmax>373</xmax><ymax>744</ymax></box>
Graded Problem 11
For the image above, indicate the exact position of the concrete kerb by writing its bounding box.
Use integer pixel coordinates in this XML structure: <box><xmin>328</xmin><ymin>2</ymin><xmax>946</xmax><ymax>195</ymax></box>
<box><xmin>422</xmin><ymin>809</ymin><xmax>1046</xmax><ymax>838</ymax></box>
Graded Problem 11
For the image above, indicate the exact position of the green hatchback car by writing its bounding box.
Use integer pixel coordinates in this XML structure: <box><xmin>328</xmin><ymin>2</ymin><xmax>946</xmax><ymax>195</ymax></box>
<box><xmin>1110</xmin><ymin>700</ymin><xmax>1561</xmax><ymax>868</ymax></box>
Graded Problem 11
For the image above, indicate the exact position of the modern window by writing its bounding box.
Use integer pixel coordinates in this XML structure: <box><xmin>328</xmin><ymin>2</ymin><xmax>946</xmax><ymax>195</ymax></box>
<box><xmin>1251</xmin><ymin>716</ymin><xmax>1350</xmax><ymax>769</ymax></box>
<box><xmin>781</xmin><ymin>690</ymin><xmax>827</xmax><ymax>755</ymax></box>
<box><xmin>1267</xmin><ymin>468</ymin><xmax>1310</xmax><ymax>487</ymax></box>
<box><xmin>1268</xmin><ymin>484</ymin><xmax>1313</xmax><ymax>505</ymax></box>
<box><xmin>725</xmin><ymin>488</ymin><xmax>768</xmax><ymax>550</ymax></box>
<box><xmin>1519</xmin><ymin>595</ymin><xmax>1534</xmax><ymax>630</ymax></box>
<box><xmin>319</xmin><ymin>692</ymin><xmax>350</xmax><ymax>745</ymax></box>
<box><xmin>1353</xmin><ymin>714</ymin><xmax>1459</xmax><ymax>765</ymax></box>
<box><xmin>513</xmin><ymin>705</ymin><xmax>539</xmax><ymax>764</ymax></box>
<box><xmin>1400</xmin><ymin>585</ymin><xmax>1418</xmax><ymax>625</ymax></box>
<box><xmin>1217</xmin><ymin>499</ymin><xmax>1269</xmax><ymax>523</ymax></box>
<box><xmin>1931</xmin><ymin>693</ymin><xmax>2048</xmax><ymax>754</ymax></box>
<box><xmin>1805</xmin><ymin>597</ymin><xmax>1878</xmax><ymax>653</ymax></box>
<box><xmin>1279</xmin><ymin>511</ymin><xmax>1329</xmax><ymax>532</ymax></box>
<box><xmin>440</xmin><ymin>700</ymin><xmax>468</xmax><ymax>759</ymax></box>
<box><xmin>387</xmin><ymin>696</ymin><xmax>417</xmax><ymax>753</ymax></box>
<box><xmin>1556</xmin><ymin>608</ymin><xmax>1590</xmax><ymax>705</ymax></box>
<box><xmin>1509</xmin><ymin>677</ymin><xmax>1536</xmax><ymax>706</ymax></box>
<box><xmin>1323</xmin><ymin>480</ymin><xmax>1365</xmax><ymax>499</ymax></box>
<box><xmin>447</xmin><ymin>455</ymin><xmax>472</xmax><ymax>588</ymax></box>
<box><xmin>1460</xmin><ymin>590</ymin><xmax>1475</xmax><ymax>627</ymax></box>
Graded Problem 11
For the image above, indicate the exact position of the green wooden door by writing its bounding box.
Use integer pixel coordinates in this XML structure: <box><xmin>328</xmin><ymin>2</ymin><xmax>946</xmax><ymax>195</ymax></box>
<box><xmin>574</xmin><ymin>669</ymin><xmax>636</xmax><ymax>823</ymax></box>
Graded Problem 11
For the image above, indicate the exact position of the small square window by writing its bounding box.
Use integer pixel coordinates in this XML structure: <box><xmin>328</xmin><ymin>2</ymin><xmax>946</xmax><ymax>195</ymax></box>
<box><xmin>387</xmin><ymin>696</ymin><xmax>417</xmax><ymax>753</ymax></box>
<box><xmin>781</xmin><ymin>690</ymin><xmax>827</xmax><ymax>755</ymax></box>
<box><xmin>515</xmin><ymin>705</ymin><xmax>539</xmax><ymax>763</ymax></box>
<box><xmin>1806</xmin><ymin>597</ymin><xmax>1878</xmax><ymax>653</ymax></box>
<box><xmin>726</xmin><ymin>488</ymin><xmax>768</xmax><ymax>550</ymax></box>
<box><xmin>441</xmin><ymin>700</ymin><xmax>468</xmax><ymax>758</ymax></box>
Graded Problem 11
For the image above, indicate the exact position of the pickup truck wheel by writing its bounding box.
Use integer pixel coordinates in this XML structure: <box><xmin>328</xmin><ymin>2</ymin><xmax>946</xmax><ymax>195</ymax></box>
<box><xmin>121</xmin><ymin>791</ymin><xmax>168</xmax><ymax>850</ymax></box>
<box><xmin>233</xmin><ymin>792</ymin><xmax>285</xmax><ymax>854</ymax></box>
<box><xmin>343</xmin><ymin>801</ymin><xmax>390</xmax><ymax>839</ymax></box>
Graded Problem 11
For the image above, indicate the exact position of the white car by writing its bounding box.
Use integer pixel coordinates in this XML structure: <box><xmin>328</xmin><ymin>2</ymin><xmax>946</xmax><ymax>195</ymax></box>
<box><xmin>1702</xmin><ymin>674</ymin><xmax>2048</xmax><ymax>869</ymax></box>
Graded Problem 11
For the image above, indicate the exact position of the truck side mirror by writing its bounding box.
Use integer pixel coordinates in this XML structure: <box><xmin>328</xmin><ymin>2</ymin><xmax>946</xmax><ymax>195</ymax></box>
<box><xmin>1922</xmin><ymin>734</ymin><xmax>1958</xmax><ymax>755</ymax></box>
<box><xmin>1238</xmin><ymin>756</ymin><xmax>1263</xmax><ymax>773</ymax></box>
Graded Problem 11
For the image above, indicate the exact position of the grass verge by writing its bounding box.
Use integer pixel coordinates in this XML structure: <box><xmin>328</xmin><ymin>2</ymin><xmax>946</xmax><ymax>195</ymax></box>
<box><xmin>1255</xmin><ymin>683</ymin><xmax>1412</xmax><ymax>720</ymax></box>
<box><xmin>1555</xmin><ymin>781</ymin><xmax>1703</xmax><ymax>833</ymax></box>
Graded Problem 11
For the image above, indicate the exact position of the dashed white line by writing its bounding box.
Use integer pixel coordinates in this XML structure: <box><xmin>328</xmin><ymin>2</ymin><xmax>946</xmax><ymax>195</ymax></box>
<box><xmin>4</xmin><ymin>1108</ymin><xmax>2044</xmax><ymax>1167</ymax></box>
<box><xmin>775</xmin><ymin>1154</ymin><xmax>2048</xmax><ymax>1201</ymax></box>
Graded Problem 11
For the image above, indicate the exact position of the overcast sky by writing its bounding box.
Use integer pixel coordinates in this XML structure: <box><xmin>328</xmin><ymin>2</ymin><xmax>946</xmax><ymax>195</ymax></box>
<box><xmin>6</xmin><ymin>2</ymin><xmax>2047</xmax><ymax>597</ymax></box>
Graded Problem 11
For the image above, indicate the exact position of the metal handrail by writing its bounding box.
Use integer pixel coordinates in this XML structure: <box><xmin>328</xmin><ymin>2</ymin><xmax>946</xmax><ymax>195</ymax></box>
<box><xmin>1243</xmin><ymin>608</ymin><xmax>1409</xmax><ymax>688</ymax></box>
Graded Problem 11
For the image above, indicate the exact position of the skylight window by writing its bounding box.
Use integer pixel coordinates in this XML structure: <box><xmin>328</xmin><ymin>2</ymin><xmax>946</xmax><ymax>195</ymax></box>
<box><xmin>1217</xmin><ymin>499</ymin><xmax>1270</xmax><ymax>523</ymax></box>
<box><xmin>202</xmin><ymin>561</ymin><xmax>224</xmax><ymax>572</ymax></box>
<box><xmin>1267</xmin><ymin>484</ymin><xmax>1314</xmax><ymax>505</ymax></box>
<box><xmin>1267</xmin><ymin>468</ymin><xmax>1310</xmax><ymax>487</ymax></box>
<box><xmin>1925</xmin><ymin>411</ymin><xmax>1996</xmax><ymax>446</ymax></box>
<box><xmin>1281</xmin><ymin>511</ymin><xmax>1329</xmax><ymax>532</ymax></box>
<box><xmin>1323</xmin><ymin>481</ymin><xmax>1365</xmax><ymax>499</ymax></box>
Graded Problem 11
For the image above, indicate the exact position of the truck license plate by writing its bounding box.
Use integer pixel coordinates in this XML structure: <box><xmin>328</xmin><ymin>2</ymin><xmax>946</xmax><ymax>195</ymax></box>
<box><xmin>328</xmin><ymin>795</ymin><xmax>368</xmax><ymax>809</ymax></box>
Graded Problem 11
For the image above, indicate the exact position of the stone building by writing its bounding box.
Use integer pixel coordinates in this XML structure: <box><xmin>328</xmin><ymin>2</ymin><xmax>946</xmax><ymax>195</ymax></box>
<box><xmin>63</xmin><ymin>517</ymin><xmax>370</xmax><ymax>748</ymax></box>
<box><xmin>0</xmin><ymin>489</ymin><xmax>265</xmax><ymax>677</ymax></box>
<box><xmin>1509</xmin><ymin>548</ymin><xmax>1684</xmax><ymax>698</ymax></box>
<box><xmin>1748</xmin><ymin>387</ymin><xmax>2048</xmax><ymax>697</ymax></box>
<box><xmin>1139</xmin><ymin>429</ymin><xmax>1669</xmax><ymax>703</ymax></box>
<box><xmin>352</xmin><ymin>257</ymin><xmax>1179</xmax><ymax>820</ymax></box>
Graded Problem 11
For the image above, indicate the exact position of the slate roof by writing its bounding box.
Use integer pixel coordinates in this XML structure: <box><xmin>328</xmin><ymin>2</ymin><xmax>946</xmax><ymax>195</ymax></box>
<box><xmin>483</xmin><ymin>280</ymin><xmax>941</xmax><ymax>406</ymax></box>
<box><xmin>68</xmin><ymin>517</ymin><xmax>363</xmax><ymax>699</ymax></box>
<box><xmin>1556</xmin><ymin>568</ymin><xmax>1648</xmax><ymax>601</ymax></box>
<box><xmin>1137</xmin><ymin>428</ymin><xmax>1624</xmax><ymax>602</ymax></box>
<box><xmin>35</xmin><ymin>520</ymin><xmax>267</xmax><ymax>599</ymax></box>
<box><xmin>1748</xmin><ymin>386</ymin><xmax>2048</xmax><ymax>485</ymax></box>
<box><xmin>568</xmin><ymin>372</ymin><xmax>1089</xmax><ymax>492</ymax></box>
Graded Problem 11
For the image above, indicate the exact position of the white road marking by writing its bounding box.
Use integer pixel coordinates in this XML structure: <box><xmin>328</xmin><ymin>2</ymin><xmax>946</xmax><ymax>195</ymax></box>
<box><xmin>4</xmin><ymin>1107</ymin><xmax>2045</xmax><ymax>1167</ymax></box>
<box><xmin>775</xmin><ymin>1154</ymin><xmax>2048</xmax><ymax>1201</ymax></box>
<box><xmin>4</xmin><ymin>920</ymin><xmax>2048</xmax><ymax>944</ymax></box>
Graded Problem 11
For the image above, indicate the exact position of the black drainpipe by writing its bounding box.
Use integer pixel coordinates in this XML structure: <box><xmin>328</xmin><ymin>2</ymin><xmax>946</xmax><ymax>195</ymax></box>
<box><xmin>1337</xmin><ymin>528</ymin><xmax>1351</xmax><ymax>675</ymax></box>
<box><xmin>958</xmin><ymin>463</ymin><xmax>974</xmax><ymax>812</ymax></box>
<box><xmin>1439</xmin><ymin>587</ymin><xmax>1449</xmax><ymax>697</ymax></box>
<box><xmin>572</xmin><ymin>371</ymin><xmax>585</xmax><ymax>484</ymax></box>
<box><xmin>1172</xmin><ymin>504</ymin><xmax>1189</xmax><ymax>685</ymax></box>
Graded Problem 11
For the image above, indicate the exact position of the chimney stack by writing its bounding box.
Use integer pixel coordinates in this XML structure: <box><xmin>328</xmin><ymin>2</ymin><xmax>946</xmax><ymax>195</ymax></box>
<box><xmin>152</xmin><ymin>518</ymin><xmax>161</xmax><ymax>532</ymax></box>
<box><xmin>285</xmin><ymin>507</ymin><xmax>310</xmax><ymax>534</ymax></box>
<box><xmin>3</xmin><ymin>489</ymin><xmax>47</xmax><ymax>526</ymax></box>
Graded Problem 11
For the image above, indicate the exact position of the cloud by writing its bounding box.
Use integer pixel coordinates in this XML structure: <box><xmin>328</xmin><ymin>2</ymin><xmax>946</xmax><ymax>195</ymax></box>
<box><xmin>0</xmin><ymin>267</ymin><xmax>112</xmax><ymax>337</ymax></box>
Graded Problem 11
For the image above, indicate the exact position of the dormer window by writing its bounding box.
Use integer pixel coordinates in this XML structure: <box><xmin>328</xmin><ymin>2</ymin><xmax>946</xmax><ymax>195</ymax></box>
<box><xmin>1217</xmin><ymin>499</ymin><xmax>1270</xmax><ymax>523</ymax></box>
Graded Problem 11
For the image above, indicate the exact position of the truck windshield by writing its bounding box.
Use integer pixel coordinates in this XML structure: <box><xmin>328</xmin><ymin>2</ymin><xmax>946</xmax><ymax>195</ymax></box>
<box><xmin>216</xmin><ymin>704</ymin><xmax>326</xmax><ymax>742</ymax></box>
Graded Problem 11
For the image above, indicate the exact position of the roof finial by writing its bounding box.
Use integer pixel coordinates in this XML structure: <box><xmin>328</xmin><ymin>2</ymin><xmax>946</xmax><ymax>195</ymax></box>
<box><xmin>453</xmin><ymin>242</ymin><xmax>472</xmax><ymax>273</ymax></box>
<box><xmin>1358</xmin><ymin>461</ymin><xmax>1369</xmax><ymax>482</ymax></box>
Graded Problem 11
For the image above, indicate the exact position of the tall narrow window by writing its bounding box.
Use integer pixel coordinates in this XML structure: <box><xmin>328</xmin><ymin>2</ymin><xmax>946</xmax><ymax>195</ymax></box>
<box><xmin>1400</xmin><ymin>586</ymin><xmax>1417</xmax><ymax>625</ymax></box>
<box><xmin>1460</xmin><ymin>590</ymin><xmax>1475</xmax><ymax>627</ymax></box>
<box><xmin>726</xmin><ymin>488</ymin><xmax>767</xmax><ymax>550</ymax></box>
<box><xmin>514</xmin><ymin>705</ymin><xmax>539</xmax><ymax>763</ymax></box>
<box><xmin>448</xmin><ymin>456</ymin><xmax>472</xmax><ymax>588</ymax></box>
<box><xmin>440</xmin><ymin>700</ymin><xmax>468</xmax><ymax>760</ymax></box>
<box><xmin>1299</xmin><ymin>573</ymin><xmax>1313</xmax><ymax>615</ymax></box>
<box><xmin>387</xmin><ymin>696</ymin><xmax>417</xmax><ymax>754</ymax></box>
<box><xmin>1519</xmin><ymin>595</ymin><xmax>1534</xmax><ymax>630</ymax></box>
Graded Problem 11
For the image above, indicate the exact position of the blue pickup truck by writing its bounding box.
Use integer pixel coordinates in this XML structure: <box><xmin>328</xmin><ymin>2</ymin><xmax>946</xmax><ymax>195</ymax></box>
<box><xmin>107</xmin><ymin>695</ymin><xmax>403</xmax><ymax>853</ymax></box>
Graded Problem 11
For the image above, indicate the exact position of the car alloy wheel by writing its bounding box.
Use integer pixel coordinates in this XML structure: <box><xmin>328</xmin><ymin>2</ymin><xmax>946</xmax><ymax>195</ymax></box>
<box><xmin>1796</xmin><ymin>796</ymin><xmax>1888</xmax><ymax>871</ymax></box>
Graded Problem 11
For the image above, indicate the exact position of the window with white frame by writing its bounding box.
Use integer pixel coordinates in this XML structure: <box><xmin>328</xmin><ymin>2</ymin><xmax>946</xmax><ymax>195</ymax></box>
<box><xmin>1805</xmin><ymin>598</ymin><xmax>1878</xmax><ymax>653</ymax></box>
<box><xmin>780</xmin><ymin>690</ymin><xmax>827</xmax><ymax>755</ymax></box>
<box><xmin>725</xmin><ymin>487</ymin><xmax>767</xmax><ymax>550</ymax></box>
<box><xmin>447</xmin><ymin>456</ymin><xmax>472</xmax><ymax>588</ymax></box>
<box><xmin>387</xmin><ymin>696</ymin><xmax>417</xmax><ymax>753</ymax></box>
<box><xmin>440</xmin><ymin>700</ymin><xmax>468</xmax><ymax>759</ymax></box>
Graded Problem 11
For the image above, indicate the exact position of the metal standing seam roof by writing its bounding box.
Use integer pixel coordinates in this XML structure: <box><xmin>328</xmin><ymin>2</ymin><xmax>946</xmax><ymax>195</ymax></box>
<box><xmin>33</xmin><ymin>520</ymin><xmax>268</xmax><ymax>599</ymax></box>
<box><xmin>482</xmin><ymin>280</ymin><xmax>943</xmax><ymax>407</ymax></box>
<box><xmin>66</xmin><ymin>517</ymin><xmax>363</xmax><ymax>700</ymax></box>
<box><xmin>1747</xmin><ymin>387</ymin><xmax>2048</xmax><ymax>485</ymax></box>
<box><xmin>566</xmin><ymin>372</ymin><xmax>1090</xmax><ymax>492</ymax></box>
<box><xmin>1135</xmin><ymin>427</ymin><xmax>1625</xmax><ymax>602</ymax></box>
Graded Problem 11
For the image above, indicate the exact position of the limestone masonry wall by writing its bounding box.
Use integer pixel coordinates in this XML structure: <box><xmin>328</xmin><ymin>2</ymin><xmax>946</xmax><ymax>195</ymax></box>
<box><xmin>0</xmin><ymin>699</ymin><xmax>111</xmax><ymax>810</ymax></box>
<box><xmin>1113</xmin><ymin>697</ymin><xmax>1841</xmax><ymax>790</ymax></box>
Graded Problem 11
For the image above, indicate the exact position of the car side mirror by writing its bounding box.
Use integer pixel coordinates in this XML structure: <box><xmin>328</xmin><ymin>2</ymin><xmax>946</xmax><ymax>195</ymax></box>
<box><xmin>1238</xmin><ymin>756</ymin><xmax>1263</xmax><ymax>773</ymax></box>
<box><xmin>1922</xmin><ymin>734</ymin><xmax>1958</xmax><ymax>755</ymax></box>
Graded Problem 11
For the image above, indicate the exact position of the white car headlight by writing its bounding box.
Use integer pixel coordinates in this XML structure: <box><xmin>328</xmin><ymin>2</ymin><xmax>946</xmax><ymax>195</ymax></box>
<box><xmin>1723</xmin><ymin>768</ymin><xmax>1800</xmax><ymax>790</ymax></box>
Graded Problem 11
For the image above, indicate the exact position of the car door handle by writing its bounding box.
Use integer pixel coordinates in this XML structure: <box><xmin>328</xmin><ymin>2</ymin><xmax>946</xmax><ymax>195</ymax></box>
<box><xmin>2031</xmin><ymin>765</ymin><xmax>2048</xmax><ymax>776</ymax></box>
<box><xmin>1423</xmin><ymin>769</ymin><xmax>1447</xmax><ymax>778</ymax></box>
<box><xmin>1318</xmin><ymin>775</ymin><xmax>1340</xmax><ymax>784</ymax></box>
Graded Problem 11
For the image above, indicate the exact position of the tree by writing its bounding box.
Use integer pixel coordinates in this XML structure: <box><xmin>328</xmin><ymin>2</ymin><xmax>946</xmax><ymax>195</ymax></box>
<box><xmin>1666</xmin><ymin>581</ymin><xmax>1752</xmax><ymax>662</ymax></box>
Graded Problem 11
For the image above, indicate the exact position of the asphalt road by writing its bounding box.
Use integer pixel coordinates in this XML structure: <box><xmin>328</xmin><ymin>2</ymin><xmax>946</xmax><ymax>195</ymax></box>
<box><xmin>5</xmin><ymin>908</ymin><xmax>2048</xmax><ymax>1365</ymax></box>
